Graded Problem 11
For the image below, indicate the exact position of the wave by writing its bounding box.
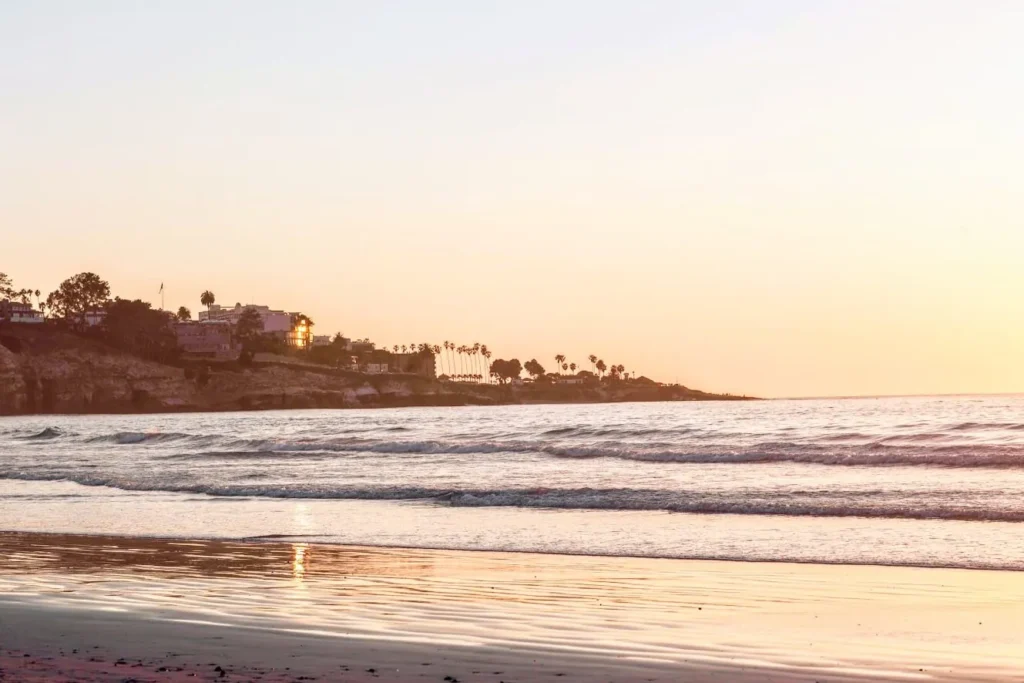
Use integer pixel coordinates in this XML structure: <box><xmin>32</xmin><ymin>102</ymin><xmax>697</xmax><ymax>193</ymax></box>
<box><xmin>17</xmin><ymin>427</ymin><xmax>65</xmax><ymax>440</ymax></box>
<box><xmin>15</xmin><ymin>426</ymin><xmax>1024</xmax><ymax>469</ymax></box>
<box><xmin>86</xmin><ymin>431</ymin><xmax>197</xmax><ymax>445</ymax></box>
<box><xmin>949</xmin><ymin>421</ymin><xmax>1024</xmax><ymax>432</ymax></box>
<box><xmin>0</xmin><ymin>472</ymin><xmax>1019</xmax><ymax>522</ymax></box>
<box><xmin>127</xmin><ymin>437</ymin><xmax>1024</xmax><ymax>468</ymax></box>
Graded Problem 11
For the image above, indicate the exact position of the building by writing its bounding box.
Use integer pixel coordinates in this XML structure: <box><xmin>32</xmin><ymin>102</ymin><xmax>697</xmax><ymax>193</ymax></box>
<box><xmin>312</xmin><ymin>335</ymin><xmax>332</xmax><ymax>348</ymax></box>
<box><xmin>390</xmin><ymin>352</ymin><xmax>437</xmax><ymax>379</ymax></box>
<box><xmin>364</xmin><ymin>362</ymin><xmax>390</xmax><ymax>374</ymax></box>
<box><xmin>288</xmin><ymin>315</ymin><xmax>313</xmax><ymax>350</ymax></box>
<box><xmin>174</xmin><ymin>321</ymin><xmax>239</xmax><ymax>360</ymax></box>
<box><xmin>0</xmin><ymin>300</ymin><xmax>44</xmax><ymax>324</ymax></box>
<box><xmin>81</xmin><ymin>308</ymin><xmax>108</xmax><ymax>327</ymax></box>
<box><xmin>199</xmin><ymin>303</ymin><xmax>313</xmax><ymax>349</ymax></box>
<box><xmin>348</xmin><ymin>339</ymin><xmax>375</xmax><ymax>353</ymax></box>
<box><xmin>200</xmin><ymin>303</ymin><xmax>290</xmax><ymax>332</ymax></box>
<box><xmin>556</xmin><ymin>377</ymin><xmax>584</xmax><ymax>385</ymax></box>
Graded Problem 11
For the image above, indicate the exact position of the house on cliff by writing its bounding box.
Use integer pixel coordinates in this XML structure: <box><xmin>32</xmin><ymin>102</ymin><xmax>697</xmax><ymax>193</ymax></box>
<box><xmin>0</xmin><ymin>300</ymin><xmax>43</xmax><ymax>324</ymax></box>
<box><xmin>174</xmin><ymin>320</ymin><xmax>239</xmax><ymax>360</ymax></box>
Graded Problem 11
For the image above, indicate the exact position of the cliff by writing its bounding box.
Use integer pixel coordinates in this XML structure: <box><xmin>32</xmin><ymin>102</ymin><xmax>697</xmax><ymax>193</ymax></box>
<box><xmin>0</xmin><ymin>326</ymin><xmax>750</xmax><ymax>416</ymax></box>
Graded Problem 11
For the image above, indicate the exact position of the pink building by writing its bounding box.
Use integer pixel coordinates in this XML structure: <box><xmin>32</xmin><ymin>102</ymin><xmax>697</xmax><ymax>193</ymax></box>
<box><xmin>174</xmin><ymin>321</ymin><xmax>239</xmax><ymax>360</ymax></box>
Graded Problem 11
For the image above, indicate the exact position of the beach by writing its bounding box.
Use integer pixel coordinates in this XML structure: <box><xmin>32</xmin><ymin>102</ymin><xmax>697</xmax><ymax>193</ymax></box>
<box><xmin>5</xmin><ymin>398</ymin><xmax>1024</xmax><ymax>681</ymax></box>
<box><xmin>2</xmin><ymin>532</ymin><xmax>1024</xmax><ymax>682</ymax></box>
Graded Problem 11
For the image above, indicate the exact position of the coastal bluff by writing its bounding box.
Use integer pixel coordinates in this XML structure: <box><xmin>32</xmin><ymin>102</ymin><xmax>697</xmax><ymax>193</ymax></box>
<box><xmin>0</xmin><ymin>327</ymin><xmax>749</xmax><ymax>416</ymax></box>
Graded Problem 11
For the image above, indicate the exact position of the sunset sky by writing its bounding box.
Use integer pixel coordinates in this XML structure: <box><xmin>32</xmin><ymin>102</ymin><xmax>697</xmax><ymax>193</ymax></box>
<box><xmin>2</xmin><ymin>1</ymin><xmax>1023</xmax><ymax>398</ymax></box>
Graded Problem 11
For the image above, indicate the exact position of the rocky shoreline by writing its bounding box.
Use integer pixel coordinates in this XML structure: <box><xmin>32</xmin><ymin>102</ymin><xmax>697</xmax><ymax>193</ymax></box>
<box><xmin>0</xmin><ymin>327</ymin><xmax>751</xmax><ymax>416</ymax></box>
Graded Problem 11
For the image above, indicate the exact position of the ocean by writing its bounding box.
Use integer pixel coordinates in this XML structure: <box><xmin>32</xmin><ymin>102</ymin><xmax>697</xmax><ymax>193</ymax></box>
<box><xmin>4</xmin><ymin>395</ymin><xmax>1024</xmax><ymax>571</ymax></box>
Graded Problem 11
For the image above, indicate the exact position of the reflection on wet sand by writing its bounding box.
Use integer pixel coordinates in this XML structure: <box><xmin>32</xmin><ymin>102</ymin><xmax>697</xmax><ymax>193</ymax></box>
<box><xmin>0</xmin><ymin>531</ymin><xmax>438</xmax><ymax>579</ymax></box>
<box><xmin>3</xmin><ymin>531</ymin><xmax>1024</xmax><ymax>680</ymax></box>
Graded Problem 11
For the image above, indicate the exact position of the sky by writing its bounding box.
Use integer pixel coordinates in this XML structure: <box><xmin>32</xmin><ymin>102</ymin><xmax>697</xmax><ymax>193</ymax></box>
<box><xmin>2</xmin><ymin>1</ymin><xmax>1023</xmax><ymax>398</ymax></box>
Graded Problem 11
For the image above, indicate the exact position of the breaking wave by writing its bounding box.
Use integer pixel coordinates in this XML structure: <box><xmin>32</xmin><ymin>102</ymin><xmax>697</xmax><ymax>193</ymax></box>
<box><xmin>0</xmin><ymin>471</ymin><xmax>1016</xmax><ymax>522</ymax></box>
<box><xmin>17</xmin><ymin>427</ymin><xmax>65</xmax><ymax>440</ymax></box>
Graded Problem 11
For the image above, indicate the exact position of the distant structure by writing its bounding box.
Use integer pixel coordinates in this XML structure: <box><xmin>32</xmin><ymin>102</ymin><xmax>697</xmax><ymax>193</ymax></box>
<box><xmin>199</xmin><ymin>303</ymin><xmax>313</xmax><ymax>349</ymax></box>
<box><xmin>390</xmin><ymin>352</ymin><xmax>436</xmax><ymax>378</ymax></box>
<box><xmin>0</xmin><ymin>300</ymin><xmax>43</xmax><ymax>324</ymax></box>
<box><xmin>174</xmin><ymin>321</ymin><xmax>239</xmax><ymax>360</ymax></box>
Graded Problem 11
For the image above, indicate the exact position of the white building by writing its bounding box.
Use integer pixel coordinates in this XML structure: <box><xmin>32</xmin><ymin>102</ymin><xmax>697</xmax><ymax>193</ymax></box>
<box><xmin>0</xmin><ymin>301</ymin><xmax>43</xmax><ymax>324</ymax></box>
<box><xmin>199</xmin><ymin>303</ymin><xmax>291</xmax><ymax>333</ymax></box>
<box><xmin>199</xmin><ymin>303</ymin><xmax>313</xmax><ymax>349</ymax></box>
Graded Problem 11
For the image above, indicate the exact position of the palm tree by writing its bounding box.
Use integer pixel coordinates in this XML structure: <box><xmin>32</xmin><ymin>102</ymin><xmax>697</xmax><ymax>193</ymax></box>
<box><xmin>562</xmin><ymin>363</ymin><xmax>569</xmax><ymax>373</ymax></box>
<box><xmin>444</xmin><ymin>341</ymin><xmax>455</xmax><ymax>378</ymax></box>
<box><xmin>555</xmin><ymin>354</ymin><xmax>566</xmax><ymax>375</ymax></box>
<box><xmin>570</xmin><ymin>362</ymin><xmax>577</xmax><ymax>374</ymax></box>
<box><xmin>481</xmin><ymin>346</ymin><xmax>492</xmax><ymax>384</ymax></box>
<box><xmin>401</xmin><ymin>345</ymin><xmax>407</xmax><ymax>354</ymax></box>
<box><xmin>472</xmin><ymin>343</ymin><xmax>481</xmax><ymax>382</ymax></box>
<box><xmin>33</xmin><ymin>290</ymin><xmax>41</xmax><ymax>311</ymax></box>
<box><xmin>200</xmin><ymin>291</ymin><xmax>215</xmax><ymax>316</ymax></box>
<box><xmin>596</xmin><ymin>359</ymin><xmax>607</xmax><ymax>378</ymax></box>
<box><xmin>432</xmin><ymin>345</ymin><xmax>443</xmax><ymax>377</ymax></box>
<box><xmin>588</xmin><ymin>354</ymin><xmax>597</xmax><ymax>373</ymax></box>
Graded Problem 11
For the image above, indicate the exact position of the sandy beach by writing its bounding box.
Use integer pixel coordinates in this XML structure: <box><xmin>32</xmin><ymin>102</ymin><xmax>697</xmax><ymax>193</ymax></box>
<box><xmin>2</xmin><ymin>532</ymin><xmax>1023</xmax><ymax>682</ymax></box>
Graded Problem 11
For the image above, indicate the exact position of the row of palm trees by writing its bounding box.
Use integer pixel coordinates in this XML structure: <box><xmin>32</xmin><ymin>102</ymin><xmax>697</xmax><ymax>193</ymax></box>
<box><xmin>437</xmin><ymin>342</ymin><xmax>492</xmax><ymax>383</ymax></box>
<box><xmin>555</xmin><ymin>354</ymin><xmax>632</xmax><ymax>381</ymax></box>
<box><xmin>381</xmin><ymin>341</ymin><xmax>492</xmax><ymax>383</ymax></box>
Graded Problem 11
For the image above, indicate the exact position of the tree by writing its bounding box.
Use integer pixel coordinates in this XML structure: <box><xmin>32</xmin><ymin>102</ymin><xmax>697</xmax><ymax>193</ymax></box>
<box><xmin>489</xmin><ymin>358</ymin><xmax>522</xmax><ymax>385</ymax></box>
<box><xmin>562</xmin><ymin>362</ymin><xmax>569</xmax><ymax>373</ymax></box>
<box><xmin>588</xmin><ymin>354</ymin><xmax>598</xmax><ymax>373</ymax></box>
<box><xmin>200</xmin><ymin>291</ymin><xmax>215</xmax><ymax>315</ymax></box>
<box><xmin>234</xmin><ymin>307</ymin><xmax>264</xmax><ymax>350</ymax></box>
<box><xmin>524</xmin><ymin>359</ymin><xmax>546</xmax><ymax>379</ymax></box>
<box><xmin>570</xmin><ymin>362</ymin><xmax>577</xmax><ymax>374</ymax></box>
<box><xmin>555</xmin><ymin>354</ymin><xmax>566</xmax><ymax>375</ymax></box>
<box><xmin>101</xmin><ymin>298</ymin><xmax>178</xmax><ymax>362</ymax></box>
<box><xmin>596</xmin><ymin>359</ymin><xmax>607</xmax><ymax>378</ymax></box>
<box><xmin>176</xmin><ymin>306</ymin><xmax>192</xmax><ymax>322</ymax></box>
<box><xmin>480</xmin><ymin>344</ymin><xmax>491</xmax><ymax>384</ymax></box>
<box><xmin>0</xmin><ymin>273</ymin><xmax>33</xmax><ymax>321</ymax></box>
<box><xmin>46</xmin><ymin>272</ymin><xmax>111</xmax><ymax>328</ymax></box>
<box><xmin>0</xmin><ymin>273</ymin><xmax>31</xmax><ymax>303</ymax></box>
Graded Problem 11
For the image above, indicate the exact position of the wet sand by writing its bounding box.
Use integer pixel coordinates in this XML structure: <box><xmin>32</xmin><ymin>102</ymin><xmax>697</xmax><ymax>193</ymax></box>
<box><xmin>2</xmin><ymin>532</ymin><xmax>1023</xmax><ymax>682</ymax></box>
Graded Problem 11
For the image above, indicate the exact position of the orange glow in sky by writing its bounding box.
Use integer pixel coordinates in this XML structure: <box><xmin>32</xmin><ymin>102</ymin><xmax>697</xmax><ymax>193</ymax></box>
<box><xmin>3</xmin><ymin>2</ymin><xmax>1023</xmax><ymax>397</ymax></box>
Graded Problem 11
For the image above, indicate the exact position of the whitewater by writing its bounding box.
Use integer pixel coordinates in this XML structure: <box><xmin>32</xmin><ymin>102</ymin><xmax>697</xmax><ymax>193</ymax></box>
<box><xmin>4</xmin><ymin>396</ymin><xmax>1024</xmax><ymax>570</ymax></box>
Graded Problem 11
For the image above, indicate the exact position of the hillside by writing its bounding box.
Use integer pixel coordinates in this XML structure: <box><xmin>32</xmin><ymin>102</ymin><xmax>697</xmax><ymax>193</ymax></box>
<box><xmin>0</xmin><ymin>325</ymin><xmax>752</xmax><ymax>416</ymax></box>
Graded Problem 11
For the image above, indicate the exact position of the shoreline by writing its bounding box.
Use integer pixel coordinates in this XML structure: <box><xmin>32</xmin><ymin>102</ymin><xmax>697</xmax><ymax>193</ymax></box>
<box><xmin>2</xmin><ymin>527</ymin><xmax>1020</xmax><ymax>575</ymax></box>
<box><xmin>0</xmin><ymin>393</ymin><xmax>755</xmax><ymax>418</ymax></box>
<box><xmin>3</xmin><ymin>531</ymin><xmax>1024</xmax><ymax>681</ymax></box>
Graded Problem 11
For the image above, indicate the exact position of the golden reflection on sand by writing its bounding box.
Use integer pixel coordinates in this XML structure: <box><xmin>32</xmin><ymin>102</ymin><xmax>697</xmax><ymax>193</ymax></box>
<box><xmin>291</xmin><ymin>543</ymin><xmax>308</xmax><ymax>580</ymax></box>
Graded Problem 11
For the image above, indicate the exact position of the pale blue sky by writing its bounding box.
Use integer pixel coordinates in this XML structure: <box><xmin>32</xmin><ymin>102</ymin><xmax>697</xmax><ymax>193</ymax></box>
<box><xmin>3</xmin><ymin>1</ymin><xmax>1023</xmax><ymax>396</ymax></box>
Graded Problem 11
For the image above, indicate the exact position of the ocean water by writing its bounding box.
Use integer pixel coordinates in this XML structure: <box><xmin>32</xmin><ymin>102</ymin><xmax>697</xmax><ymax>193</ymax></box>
<box><xmin>3</xmin><ymin>396</ymin><xmax>1024</xmax><ymax>570</ymax></box>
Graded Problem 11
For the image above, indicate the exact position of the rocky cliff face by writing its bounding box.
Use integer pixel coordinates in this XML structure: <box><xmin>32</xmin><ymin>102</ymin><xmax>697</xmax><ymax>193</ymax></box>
<box><xmin>1</xmin><ymin>344</ymin><xmax>195</xmax><ymax>414</ymax></box>
<box><xmin>0</xmin><ymin>331</ymin><xmax>449</xmax><ymax>415</ymax></box>
<box><xmin>0</xmin><ymin>327</ymin><xmax>747</xmax><ymax>416</ymax></box>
